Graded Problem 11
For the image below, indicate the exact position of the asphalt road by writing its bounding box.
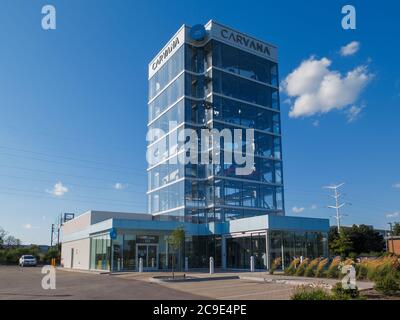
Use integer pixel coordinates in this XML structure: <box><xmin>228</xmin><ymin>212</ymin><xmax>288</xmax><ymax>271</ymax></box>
<box><xmin>0</xmin><ymin>266</ymin><xmax>208</xmax><ymax>300</ymax></box>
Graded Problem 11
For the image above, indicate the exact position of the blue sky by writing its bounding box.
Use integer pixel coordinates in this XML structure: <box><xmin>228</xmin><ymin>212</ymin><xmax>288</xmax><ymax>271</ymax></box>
<box><xmin>0</xmin><ymin>0</ymin><xmax>399</xmax><ymax>244</ymax></box>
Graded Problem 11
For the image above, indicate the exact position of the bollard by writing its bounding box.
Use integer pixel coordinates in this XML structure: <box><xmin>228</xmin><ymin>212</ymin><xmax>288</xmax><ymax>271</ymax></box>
<box><xmin>139</xmin><ymin>257</ymin><xmax>143</xmax><ymax>273</ymax></box>
<box><xmin>209</xmin><ymin>257</ymin><xmax>214</xmax><ymax>274</ymax></box>
<box><xmin>185</xmin><ymin>257</ymin><xmax>189</xmax><ymax>272</ymax></box>
<box><xmin>250</xmin><ymin>256</ymin><xmax>255</xmax><ymax>272</ymax></box>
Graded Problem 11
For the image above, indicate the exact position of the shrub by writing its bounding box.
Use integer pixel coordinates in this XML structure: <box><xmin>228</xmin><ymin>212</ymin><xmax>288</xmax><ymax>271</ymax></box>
<box><xmin>295</xmin><ymin>258</ymin><xmax>309</xmax><ymax>276</ymax></box>
<box><xmin>343</xmin><ymin>258</ymin><xmax>354</xmax><ymax>266</ymax></box>
<box><xmin>285</xmin><ymin>258</ymin><xmax>300</xmax><ymax>275</ymax></box>
<box><xmin>331</xmin><ymin>282</ymin><xmax>361</xmax><ymax>300</ymax></box>
<box><xmin>348</xmin><ymin>252</ymin><xmax>357</xmax><ymax>260</ymax></box>
<box><xmin>304</xmin><ymin>258</ymin><xmax>320</xmax><ymax>277</ymax></box>
<box><xmin>326</xmin><ymin>256</ymin><xmax>342</xmax><ymax>279</ymax></box>
<box><xmin>291</xmin><ymin>286</ymin><xmax>332</xmax><ymax>300</ymax></box>
<box><xmin>269</xmin><ymin>257</ymin><xmax>282</xmax><ymax>275</ymax></box>
<box><xmin>356</xmin><ymin>264</ymin><xmax>368</xmax><ymax>280</ymax></box>
<box><xmin>374</xmin><ymin>274</ymin><xmax>400</xmax><ymax>295</ymax></box>
<box><xmin>364</xmin><ymin>256</ymin><xmax>400</xmax><ymax>281</ymax></box>
<box><xmin>315</xmin><ymin>258</ymin><xmax>329</xmax><ymax>278</ymax></box>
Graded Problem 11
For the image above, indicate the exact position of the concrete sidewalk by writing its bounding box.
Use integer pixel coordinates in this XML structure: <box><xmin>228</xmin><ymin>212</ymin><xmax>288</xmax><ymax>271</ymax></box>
<box><xmin>111</xmin><ymin>270</ymin><xmax>374</xmax><ymax>291</ymax></box>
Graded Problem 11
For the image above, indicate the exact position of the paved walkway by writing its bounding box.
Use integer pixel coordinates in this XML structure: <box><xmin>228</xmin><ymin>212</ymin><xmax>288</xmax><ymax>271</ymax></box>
<box><xmin>111</xmin><ymin>270</ymin><xmax>374</xmax><ymax>291</ymax></box>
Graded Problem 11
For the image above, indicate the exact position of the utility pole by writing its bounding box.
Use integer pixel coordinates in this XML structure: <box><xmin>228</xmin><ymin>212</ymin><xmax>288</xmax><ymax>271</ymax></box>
<box><xmin>50</xmin><ymin>214</ymin><xmax>63</xmax><ymax>248</ymax></box>
<box><xmin>323</xmin><ymin>183</ymin><xmax>348</xmax><ymax>233</ymax></box>
<box><xmin>50</xmin><ymin>224</ymin><xmax>54</xmax><ymax>247</ymax></box>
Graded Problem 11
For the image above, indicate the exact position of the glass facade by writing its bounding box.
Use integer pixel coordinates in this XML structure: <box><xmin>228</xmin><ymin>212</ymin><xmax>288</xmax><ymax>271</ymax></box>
<box><xmin>148</xmin><ymin>35</ymin><xmax>284</xmax><ymax>223</ymax></box>
<box><xmin>91</xmin><ymin>231</ymin><xmax>173</xmax><ymax>272</ymax></box>
<box><xmin>90</xmin><ymin>231</ymin><xmax>223</xmax><ymax>271</ymax></box>
<box><xmin>89</xmin><ymin>229</ymin><xmax>327</xmax><ymax>271</ymax></box>
<box><xmin>226</xmin><ymin>233</ymin><xmax>267</xmax><ymax>269</ymax></box>
<box><xmin>185</xmin><ymin>235</ymin><xmax>222</xmax><ymax>268</ymax></box>
<box><xmin>90</xmin><ymin>234</ymin><xmax>111</xmax><ymax>270</ymax></box>
<box><xmin>269</xmin><ymin>230</ymin><xmax>327</xmax><ymax>270</ymax></box>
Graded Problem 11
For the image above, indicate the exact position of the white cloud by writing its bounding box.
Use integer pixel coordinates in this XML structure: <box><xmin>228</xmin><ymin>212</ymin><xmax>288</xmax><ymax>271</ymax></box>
<box><xmin>346</xmin><ymin>105</ymin><xmax>365</xmax><ymax>123</ymax></box>
<box><xmin>46</xmin><ymin>182</ymin><xmax>68</xmax><ymax>197</ymax></box>
<box><xmin>114</xmin><ymin>182</ymin><xmax>127</xmax><ymax>190</ymax></box>
<box><xmin>393</xmin><ymin>183</ymin><xmax>400</xmax><ymax>189</ymax></box>
<box><xmin>340</xmin><ymin>41</ymin><xmax>360</xmax><ymax>56</ymax></box>
<box><xmin>22</xmin><ymin>224</ymin><xmax>39</xmax><ymax>230</ymax></box>
<box><xmin>310</xmin><ymin>204</ymin><xmax>318</xmax><ymax>210</ymax></box>
<box><xmin>312</xmin><ymin>120</ymin><xmax>320</xmax><ymax>127</ymax></box>
<box><xmin>386</xmin><ymin>212</ymin><xmax>399</xmax><ymax>218</ymax></box>
<box><xmin>292</xmin><ymin>206</ymin><xmax>305</xmax><ymax>214</ymax></box>
<box><xmin>282</xmin><ymin>57</ymin><xmax>372</xmax><ymax>118</ymax></box>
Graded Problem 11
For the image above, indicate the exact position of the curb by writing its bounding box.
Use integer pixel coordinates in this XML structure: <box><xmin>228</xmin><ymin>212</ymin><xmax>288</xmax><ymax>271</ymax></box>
<box><xmin>150</xmin><ymin>275</ymin><xmax>240</xmax><ymax>283</ymax></box>
<box><xmin>56</xmin><ymin>267</ymin><xmax>109</xmax><ymax>275</ymax></box>
<box><xmin>239</xmin><ymin>276</ymin><xmax>333</xmax><ymax>288</ymax></box>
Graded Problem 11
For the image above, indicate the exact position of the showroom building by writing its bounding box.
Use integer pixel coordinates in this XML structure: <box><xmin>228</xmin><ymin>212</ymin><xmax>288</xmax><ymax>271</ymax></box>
<box><xmin>60</xmin><ymin>21</ymin><xmax>329</xmax><ymax>272</ymax></box>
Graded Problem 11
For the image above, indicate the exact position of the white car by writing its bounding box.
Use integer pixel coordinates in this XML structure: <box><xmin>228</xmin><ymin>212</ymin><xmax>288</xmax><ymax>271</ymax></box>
<box><xmin>19</xmin><ymin>255</ymin><xmax>37</xmax><ymax>267</ymax></box>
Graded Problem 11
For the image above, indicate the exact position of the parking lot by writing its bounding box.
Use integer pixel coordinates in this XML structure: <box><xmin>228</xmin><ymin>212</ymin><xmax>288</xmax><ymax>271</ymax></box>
<box><xmin>0</xmin><ymin>266</ymin><xmax>207</xmax><ymax>300</ymax></box>
<box><xmin>151</xmin><ymin>278</ymin><xmax>293</xmax><ymax>300</ymax></box>
<box><xmin>0</xmin><ymin>266</ymin><xmax>294</xmax><ymax>300</ymax></box>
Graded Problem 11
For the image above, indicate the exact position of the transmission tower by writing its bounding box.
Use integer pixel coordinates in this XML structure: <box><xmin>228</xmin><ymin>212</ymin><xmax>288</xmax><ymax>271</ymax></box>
<box><xmin>323</xmin><ymin>183</ymin><xmax>349</xmax><ymax>233</ymax></box>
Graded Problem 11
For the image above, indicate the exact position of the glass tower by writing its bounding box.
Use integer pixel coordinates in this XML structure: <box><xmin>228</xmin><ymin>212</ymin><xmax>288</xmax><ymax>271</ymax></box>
<box><xmin>147</xmin><ymin>21</ymin><xmax>285</xmax><ymax>223</ymax></box>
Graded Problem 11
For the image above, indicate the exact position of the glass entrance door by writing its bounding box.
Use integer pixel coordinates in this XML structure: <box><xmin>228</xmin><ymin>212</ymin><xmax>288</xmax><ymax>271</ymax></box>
<box><xmin>137</xmin><ymin>245</ymin><xmax>148</xmax><ymax>268</ymax></box>
<box><xmin>148</xmin><ymin>245</ymin><xmax>157</xmax><ymax>269</ymax></box>
<box><xmin>136</xmin><ymin>244</ymin><xmax>158</xmax><ymax>270</ymax></box>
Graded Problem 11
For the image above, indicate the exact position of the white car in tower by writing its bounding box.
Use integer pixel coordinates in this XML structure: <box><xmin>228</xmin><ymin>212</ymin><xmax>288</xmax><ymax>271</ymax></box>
<box><xmin>19</xmin><ymin>255</ymin><xmax>37</xmax><ymax>267</ymax></box>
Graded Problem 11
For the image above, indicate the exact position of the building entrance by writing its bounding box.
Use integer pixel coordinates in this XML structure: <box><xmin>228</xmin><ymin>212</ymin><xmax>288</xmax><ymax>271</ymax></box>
<box><xmin>136</xmin><ymin>244</ymin><xmax>158</xmax><ymax>270</ymax></box>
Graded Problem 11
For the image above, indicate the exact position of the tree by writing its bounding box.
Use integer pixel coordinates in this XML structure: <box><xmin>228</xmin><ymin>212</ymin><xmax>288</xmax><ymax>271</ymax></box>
<box><xmin>346</xmin><ymin>224</ymin><xmax>385</xmax><ymax>254</ymax></box>
<box><xmin>329</xmin><ymin>232</ymin><xmax>353</xmax><ymax>257</ymax></box>
<box><xmin>392</xmin><ymin>222</ymin><xmax>400</xmax><ymax>236</ymax></box>
<box><xmin>167</xmin><ymin>227</ymin><xmax>185</xmax><ymax>279</ymax></box>
<box><xmin>4</xmin><ymin>236</ymin><xmax>21</xmax><ymax>247</ymax></box>
<box><xmin>328</xmin><ymin>227</ymin><xmax>340</xmax><ymax>246</ymax></box>
<box><xmin>328</xmin><ymin>225</ymin><xmax>385</xmax><ymax>256</ymax></box>
<box><xmin>0</xmin><ymin>227</ymin><xmax>7</xmax><ymax>248</ymax></box>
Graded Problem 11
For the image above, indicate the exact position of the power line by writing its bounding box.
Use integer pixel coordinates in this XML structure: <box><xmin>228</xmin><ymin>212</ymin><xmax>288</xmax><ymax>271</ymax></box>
<box><xmin>0</xmin><ymin>151</ymin><xmax>146</xmax><ymax>176</ymax></box>
<box><xmin>0</xmin><ymin>164</ymin><xmax>147</xmax><ymax>185</ymax></box>
<box><xmin>0</xmin><ymin>124</ymin><xmax>143</xmax><ymax>156</ymax></box>
<box><xmin>0</xmin><ymin>190</ymin><xmax>147</xmax><ymax>209</ymax></box>
<box><xmin>0</xmin><ymin>173</ymin><xmax>145</xmax><ymax>193</ymax></box>
<box><xmin>0</xmin><ymin>145</ymin><xmax>145</xmax><ymax>173</ymax></box>
<box><xmin>0</xmin><ymin>186</ymin><xmax>146</xmax><ymax>206</ymax></box>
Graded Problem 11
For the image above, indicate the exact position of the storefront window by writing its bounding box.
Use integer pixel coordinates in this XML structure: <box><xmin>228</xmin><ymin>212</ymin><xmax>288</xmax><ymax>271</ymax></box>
<box><xmin>123</xmin><ymin>234</ymin><xmax>136</xmax><ymax>270</ymax></box>
<box><xmin>112</xmin><ymin>234</ymin><xmax>123</xmax><ymax>272</ymax></box>
<box><xmin>185</xmin><ymin>235</ymin><xmax>221</xmax><ymax>269</ymax></box>
<box><xmin>227</xmin><ymin>234</ymin><xmax>266</xmax><ymax>269</ymax></box>
<box><xmin>90</xmin><ymin>235</ymin><xmax>111</xmax><ymax>271</ymax></box>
